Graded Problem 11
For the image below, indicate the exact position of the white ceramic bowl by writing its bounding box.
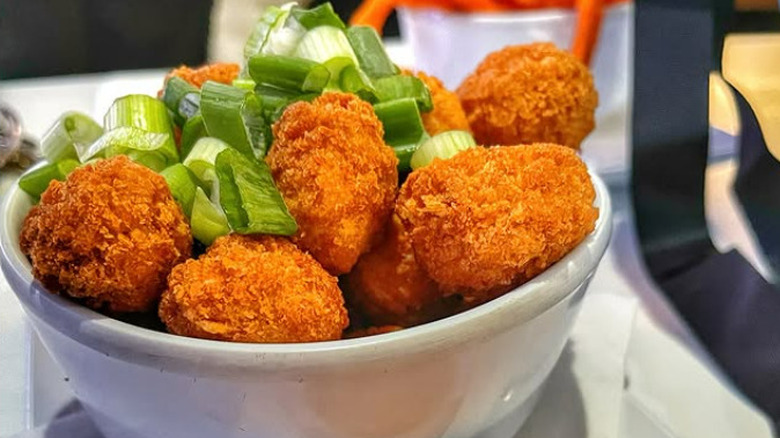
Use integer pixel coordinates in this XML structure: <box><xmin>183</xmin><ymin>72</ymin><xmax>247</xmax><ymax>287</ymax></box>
<box><xmin>397</xmin><ymin>4</ymin><xmax>632</xmax><ymax>119</ymax></box>
<box><xmin>1</xmin><ymin>173</ymin><xmax>611</xmax><ymax>438</ymax></box>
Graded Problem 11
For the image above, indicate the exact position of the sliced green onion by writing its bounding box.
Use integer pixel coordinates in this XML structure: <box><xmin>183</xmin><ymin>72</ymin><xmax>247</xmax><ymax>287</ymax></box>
<box><xmin>18</xmin><ymin>159</ymin><xmax>80</xmax><ymax>200</ymax></box>
<box><xmin>339</xmin><ymin>64</ymin><xmax>377</xmax><ymax>102</ymax></box>
<box><xmin>261</xmin><ymin>7</ymin><xmax>306</xmax><ymax>56</ymax></box>
<box><xmin>40</xmin><ymin>112</ymin><xmax>103</xmax><ymax>163</ymax></box>
<box><xmin>232</xmin><ymin>78</ymin><xmax>256</xmax><ymax>91</ymax></box>
<box><xmin>243</xmin><ymin>5</ymin><xmax>287</xmax><ymax>61</ymax></box>
<box><xmin>178</xmin><ymin>93</ymin><xmax>200</xmax><ymax>122</ymax></box>
<box><xmin>291</xmin><ymin>3</ymin><xmax>345</xmax><ymax>30</ymax></box>
<box><xmin>191</xmin><ymin>187</ymin><xmax>230</xmax><ymax>245</ymax></box>
<box><xmin>410</xmin><ymin>130</ymin><xmax>476</xmax><ymax>170</ymax></box>
<box><xmin>374</xmin><ymin>75</ymin><xmax>433</xmax><ymax>112</ymax></box>
<box><xmin>161</xmin><ymin>77</ymin><xmax>199</xmax><ymax>126</ymax></box>
<box><xmin>215</xmin><ymin>147</ymin><xmax>297</xmax><ymax>236</ymax></box>
<box><xmin>161</xmin><ymin>164</ymin><xmax>200</xmax><ymax>216</ymax></box>
<box><xmin>322</xmin><ymin>56</ymin><xmax>356</xmax><ymax>88</ymax></box>
<box><xmin>248</xmin><ymin>54</ymin><xmax>330</xmax><ymax>93</ymax></box>
<box><xmin>81</xmin><ymin>127</ymin><xmax>176</xmax><ymax>172</ymax></box>
<box><xmin>294</xmin><ymin>25</ymin><xmax>358</xmax><ymax>67</ymax></box>
<box><xmin>180</xmin><ymin>113</ymin><xmax>207</xmax><ymax>160</ymax></box>
<box><xmin>373</xmin><ymin>98</ymin><xmax>426</xmax><ymax>147</ymax></box>
<box><xmin>255</xmin><ymin>84</ymin><xmax>300</xmax><ymax>113</ymax></box>
<box><xmin>105</xmin><ymin>94</ymin><xmax>174</xmax><ymax>135</ymax></box>
<box><xmin>392</xmin><ymin>142</ymin><xmax>421</xmax><ymax>172</ymax></box>
<box><xmin>346</xmin><ymin>26</ymin><xmax>399</xmax><ymax>78</ymax></box>
<box><xmin>183</xmin><ymin>137</ymin><xmax>230</xmax><ymax>197</ymax></box>
<box><xmin>101</xmin><ymin>94</ymin><xmax>178</xmax><ymax>168</ymax></box>
<box><xmin>200</xmin><ymin>81</ymin><xmax>270</xmax><ymax>159</ymax></box>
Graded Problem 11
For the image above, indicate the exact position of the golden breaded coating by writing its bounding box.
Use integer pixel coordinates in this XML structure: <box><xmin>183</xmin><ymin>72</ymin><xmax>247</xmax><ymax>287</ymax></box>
<box><xmin>457</xmin><ymin>43</ymin><xmax>598</xmax><ymax>149</ymax></box>
<box><xmin>159</xmin><ymin>234</ymin><xmax>348</xmax><ymax>343</ymax></box>
<box><xmin>346</xmin><ymin>214</ymin><xmax>441</xmax><ymax>327</ymax></box>
<box><xmin>165</xmin><ymin>63</ymin><xmax>240</xmax><ymax>89</ymax></box>
<box><xmin>267</xmin><ymin>92</ymin><xmax>399</xmax><ymax>275</ymax></box>
<box><xmin>403</xmin><ymin>69</ymin><xmax>471</xmax><ymax>136</ymax></box>
<box><xmin>396</xmin><ymin>144</ymin><xmax>598</xmax><ymax>302</ymax></box>
<box><xmin>20</xmin><ymin>156</ymin><xmax>192</xmax><ymax>313</ymax></box>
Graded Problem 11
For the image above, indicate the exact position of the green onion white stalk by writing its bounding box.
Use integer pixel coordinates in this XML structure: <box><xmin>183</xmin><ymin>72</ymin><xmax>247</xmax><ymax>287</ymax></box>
<box><xmin>81</xmin><ymin>127</ymin><xmax>176</xmax><ymax>172</ymax></box>
<box><xmin>190</xmin><ymin>187</ymin><xmax>230</xmax><ymax>245</ymax></box>
<box><xmin>161</xmin><ymin>163</ymin><xmax>200</xmax><ymax>216</ymax></box>
<box><xmin>40</xmin><ymin>112</ymin><xmax>103</xmax><ymax>163</ymax></box>
<box><xmin>183</xmin><ymin>137</ymin><xmax>229</xmax><ymax>199</ymax></box>
<box><xmin>410</xmin><ymin>130</ymin><xmax>476</xmax><ymax>170</ymax></box>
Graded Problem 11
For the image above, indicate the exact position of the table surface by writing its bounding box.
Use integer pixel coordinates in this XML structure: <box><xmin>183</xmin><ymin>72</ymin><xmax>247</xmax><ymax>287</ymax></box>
<box><xmin>0</xmin><ymin>56</ymin><xmax>774</xmax><ymax>437</ymax></box>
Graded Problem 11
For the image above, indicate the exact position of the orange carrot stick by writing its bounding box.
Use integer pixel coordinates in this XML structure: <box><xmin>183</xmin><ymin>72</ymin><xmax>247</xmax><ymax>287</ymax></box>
<box><xmin>572</xmin><ymin>0</ymin><xmax>604</xmax><ymax>64</ymax></box>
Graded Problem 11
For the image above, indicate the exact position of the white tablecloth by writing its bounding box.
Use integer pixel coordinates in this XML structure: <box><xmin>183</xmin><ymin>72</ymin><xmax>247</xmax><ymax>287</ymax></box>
<box><xmin>0</xmin><ymin>62</ymin><xmax>774</xmax><ymax>438</ymax></box>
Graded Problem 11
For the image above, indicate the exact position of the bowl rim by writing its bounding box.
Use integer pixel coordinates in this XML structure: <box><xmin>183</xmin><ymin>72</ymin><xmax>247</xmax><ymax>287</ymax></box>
<box><xmin>1</xmin><ymin>171</ymin><xmax>612</xmax><ymax>371</ymax></box>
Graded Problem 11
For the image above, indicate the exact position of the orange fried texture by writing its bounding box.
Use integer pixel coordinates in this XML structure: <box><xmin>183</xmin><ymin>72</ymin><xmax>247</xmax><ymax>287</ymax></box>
<box><xmin>164</xmin><ymin>63</ymin><xmax>240</xmax><ymax>89</ymax></box>
<box><xmin>402</xmin><ymin>69</ymin><xmax>471</xmax><ymax>135</ymax></box>
<box><xmin>457</xmin><ymin>43</ymin><xmax>598</xmax><ymax>149</ymax></box>
<box><xmin>346</xmin><ymin>213</ymin><xmax>442</xmax><ymax>327</ymax></box>
<box><xmin>19</xmin><ymin>156</ymin><xmax>192</xmax><ymax>313</ymax></box>
<box><xmin>159</xmin><ymin>234</ymin><xmax>349</xmax><ymax>343</ymax></box>
<box><xmin>396</xmin><ymin>144</ymin><xmax>599</xmax><ymax>303</ymax></box>
<box><xmin>267</xmin><ymin>92</ymin><xmax>398</xmax><ymax>275</ymax></box>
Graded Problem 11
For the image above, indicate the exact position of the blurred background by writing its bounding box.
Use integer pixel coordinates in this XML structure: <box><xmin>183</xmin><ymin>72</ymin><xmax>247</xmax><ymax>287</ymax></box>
<box><xmin>0</xmin><ymin>0</ymin><xmax>402</xmax><ymax>80</ymax></box>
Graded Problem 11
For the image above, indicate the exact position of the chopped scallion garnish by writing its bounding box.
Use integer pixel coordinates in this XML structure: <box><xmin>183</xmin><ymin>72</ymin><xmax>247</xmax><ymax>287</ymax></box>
<box><xmin>183</xmin><ymin>137</ymin><xmax>230</xmax><ymax>198</ymax></box>
<box><xmin>248</xmin><ymin>54</ymin><xmax>330</xmax><ymax>93</ymax></box>
<box><xmin>161</xmin><ymin>77</ymin><xmax>200</xmax><ymax>126</ymax></box>
<box><xmin>339</xmin><ymin>64</ymin><xmax>377</xmax><ymax>102</ymax></box>
<box><xmin>215</xmin><ymin>147</ymin><xmax>297</xmax><ymax>236</ymax></box>
<box><xmin>18</xmin><ymin>159</ymin><xmax>80</xmax><ymax>200</ymax></box>
<box><xmin>161</xmin><ymin>163</ymin><xmax>201</xmax><ymax>216</ymax></box>
<box><xmin>190</xmin><ymin>187</ymin><xmax>230</xmax><ymax>245</ymax></box>
<box><xmin>373</xmin><ymin>98</ymin><xmax>426</xmax><ymax>147</ymax></box>
<box><xmin>346</xmin><ymin>26</ymin><xmax>399</xmax><ymax>78</ymax></box>
<box><xmin>180</xmin><ymin>113</ymin><xmax>207</xmax><ymax>160</ymax></box>
<box><xmin>294</xmin><ymin>25</ymin><xmax>358</xmax><ymax>69</ymax></box>
<box><xmin>291</xmin><ymin>3</ymin><xmax>346</xmax><ymax>30</ymax></box>
<box><xmin>374</xmin><ymin>75</ymin><xmax>433</xmax><ymax>112</ymax></box>
<box><xmin>410</xmin><ymin>130</ymin><xmax>476</xmax><ymax>170</ymax></box>
<box><xmin>40</xmin><ymin>111</ymin><xmax>103</xmax><ymax>163</ymax></box>
<box><xmin>81</xmin><ymin>127</ymin><xmax>177</xmax><ymax>172</ymax></box>
<box><xmin>200</xmin><ymin>81</ymin><xmax>270</xmax><ymax>159</ymax></box>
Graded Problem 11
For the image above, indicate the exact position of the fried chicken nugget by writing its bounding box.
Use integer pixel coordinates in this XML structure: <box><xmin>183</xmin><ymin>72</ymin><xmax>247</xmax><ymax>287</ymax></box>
<box><xmin>19</xmin><ymin>156</ymin><xmax>192</xmax><ymax>313</ymax></box>
<box><xmin>345</xmin><ymin>213</ymin><xmax>441</xmax><ymax>327</ymax></box>
<box><xmin>267</xmin><ymin>92</ymin><xmax>398</xmax><ymax>275</ymax></box>
<box><xmin>159</xmin><ymin>234</ymin><xmax>348</xmax><ymax>343</ymax></box>
<box><xmin>164</xmin><ymin>63</ymin><xmax>240</xmax><ymax>89</ymax></box>
<box><xmin>403</xmin><ymin>69</ymin><xmax>471</xmax><ymax>136</ymax></box>
<box><xmin>396</xmin><ymin>144</ymin><xmax>599</xmax><ymax>302</ymax></box>
<box><xmin>457</xmin><ymin>43</ymin><xmax>598</xmax><ymax>149</ymax></box>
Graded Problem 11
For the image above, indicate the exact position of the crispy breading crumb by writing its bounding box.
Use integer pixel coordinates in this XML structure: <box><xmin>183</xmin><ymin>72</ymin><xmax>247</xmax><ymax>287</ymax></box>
<box><xmin>345</xmin><ymin>213</ymin><xmax>442</xmax><ymax>327</ymax></box>
<box><xmin>19</xmin><ymin>156</ymin><xmax>192</xmax><ymax>313</ymax></box>
<box><xmin>165</xmin><ymin>63</ymin><xmax>240</xmax><ymax>89</ymax></box>
<box><xmin>457</xmin><ymin>43</ymin><xmax>598</xmax><ymax>149</ymax></box>
<box><xmin>159</xmin><ymin>234</ymin><xmax>349</xmax><ymax>343</ymax></box>
<box><xmin>396</xmin><ymin>144</ymin><xmax>599</xmax><ymax>302</ymax></box>
<box><xmin>267</xmin><ymin>92</ymin><xmax>398</xmax><ymax>275</ymax></box>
